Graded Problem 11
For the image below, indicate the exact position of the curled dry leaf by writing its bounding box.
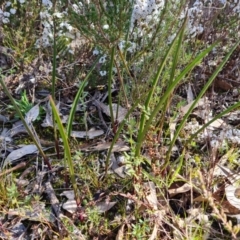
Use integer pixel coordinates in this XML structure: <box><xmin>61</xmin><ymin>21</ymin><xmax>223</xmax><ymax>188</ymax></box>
<box><xmin>216</xmin><ymin>164</ymin><xmax>240</xmax><ymax>184</ymax></box>
<box><xmin>110</xmin><ymin>153</ymin><xmax>128</xmax><ymax>178</ymax></box>
<box><xmin>212</xmin><ymin>164</ymin><xmax>240</xmax><ymax>216</ymax></box>
<box><xmin>62</xmin><ymin>200</ymin><xmax>77</xmax><ymax>214</ymax></box>
<box><xmin>60</xmin><ymin>190</ymin><xmax>75</xmax><ymax>200</ymax></box>
<box><xmin>168</xmin><ymin>183</ymin><xmax>192</xmax><ymax>197</ymax></box>
<box><xmin>225</xmin><ymin>185</ymin><xmax>240</xmax><ymax>211</ymax></box>
<box><xmin>116</xmin><ymin>224</ymin><xmax>125</xmax><ymax>240</ymax></box>
<box><xmin>61</xmin><ymin>190</ymin><xmax>116</xmax><ymax>214</ymax></box>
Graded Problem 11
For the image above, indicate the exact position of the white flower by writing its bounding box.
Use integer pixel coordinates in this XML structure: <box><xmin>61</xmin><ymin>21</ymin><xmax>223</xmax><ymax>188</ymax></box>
<box><xmin>59</xmin><ymin>22</ymin><xmax>65</xmax><ymax>28</ymax></box>
<box><xmin>65</xmin><ymin>23</ymin><xmax>73</xmax><ymax>31</ymax></box>
<box><xmin>18</xmin><ymin>0</ymin><xmax>25</xmax><ymax>3</ymax></box>
<box><xmin>167</xmin><ymin>33</ymin><xmax>176</xmax><ymax>45</ymax></box>
<box><xmin>103</xmin><ymin>24</ymin><xmax>109</xmax><ymax>30</ymax></box>
<box><xmin>127</xmin><ymin>42</ymin><xmax>136</xmax><ymax>53</ymax></box>
<box><xmin>93</xmin><ymin>48</ymin><xmax>99</xmax><ymax>55</ymax></box>
<box><xmin>72</xmin><ymin>3</ymin><xmax>83</xmax><ymax>13</ymax></box>
<box><xmin>53</xmin><ymin>12</ymin><xmax>63</xmax><ymax>18</ymax></box>
<box><xmin>112</xmin><ymin>67</ymin><xmax>117</xmax><ymax>74</ymax></box>
<box><xmin>59</xmin><ymin>22</ymin><xmax>73</xmax><ymax>31</ymax></box>
<box><xmin>42</xmin><ymin>0</ymin><xmax>52</xmax><ymax>8</ymax></box>
<box><xmin>118</xmin><ymin>40</ymin><xmax>126</xmax><ymax>51</ymax></box>
<box><xmin>40</xmin><ymin>11</ymin><xmax>51</xmax><ymax>19</ymax></box>
<box><xmin>10</xmin><ymin>8</ymin><xmax>16</xmax><ymax>15</ymax></box>
<box><xmin>2</xmin><ymin>18</ymin><xmax>10</xmax><ymax>24</ymax></box>
<box><xmin>68</xmin><ymin>49</ymin><xmax>74</xmax><ymax>54</ymax></box>
<box><xmin>220</xmin><ymin>0</ymin><xmax>226</xmax><ymax>5</ymax></box>
<box><xmin>3</xmin><ymin>12</ymin><xmax>10</xmax><ymax>17</ymax></box>
<box><xmin>99</xmin><ymin>55</ymin><xmax>107</xmax><ymax>63</ymax></box>
<box><xmin>100</xmin><ymin>71</ymin><xmax>107</xmax><ymax>76</ymax></box>
<box><xmin>5</xmin><ymin>1</ymin><xmax>11</xmax><ymax>7</ymax></box>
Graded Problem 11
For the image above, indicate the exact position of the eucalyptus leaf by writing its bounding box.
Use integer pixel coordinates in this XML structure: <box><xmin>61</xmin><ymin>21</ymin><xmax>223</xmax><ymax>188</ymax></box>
<box><xmin>25</xmin><ymin>104</ymin><xmax>39</xmax><ymax>124</ymax></box>
<box><xmin>4</xmin><ymin>144</ymin><xmax>38</xmax><ymax>167</ymax></box>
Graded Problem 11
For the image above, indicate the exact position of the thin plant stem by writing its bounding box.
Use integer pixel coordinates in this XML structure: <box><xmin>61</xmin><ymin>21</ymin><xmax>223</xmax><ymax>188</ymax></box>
<box><xmin>108</xmin><ymin>46</ymin><xmax>115</xmax><ymax>127</ymax></box>
<box><xmin>51</xmin><ymin>6</ymin><xmax>60</xmax><ymax>158</ymax></box>
<box><xmin>66</xmin><ymin>55</ymin><xmax>101</xmax><ymax>137</ymax></box>
<box><xmin>0</xmin><ymin>75</ymin><xmax>51</xmax><ymax>170</ymax></box>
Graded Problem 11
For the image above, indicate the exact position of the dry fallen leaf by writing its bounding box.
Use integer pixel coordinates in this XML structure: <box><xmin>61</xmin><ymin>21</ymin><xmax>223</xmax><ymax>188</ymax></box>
<box><xmin>225</xmin><ymin>185</ymin><xmax>240</xmax><ymax>211</ymax></box>
<box><xmin>180</xmin><ymin>97</ymin><xmax>209</xmax><ymax>115</ymax></box>
<box><xmin>93</xmin><ymin>100</ymin><xmax>128</xmax><ymax>123</ymax></box>
<box><xmin>71</xmin><ymin>129</ymin><xmax>104</xmax><ymax>139</ymax></box>
<box><xmin>62</xmin><ymin>199</ymin><xmax>116</xmax><ymax>214</ymax></box>
<box><xmin>168</xmin><ymin>183</ymin><xmax>192</xmax><ymax>197</ymax></box>
<box><xmin>25</xmin><ymin>104</ymin><xmax>39</xmax><ymax>124</ymax></box>
<box><xmin>62</xmin><ymin>200</ymin><xmax>77</xmax><ymax>214</ymax></box>
<box><xmin>95</xmin><ymin>201</ymin><xmax>117</xmax><ymax>213</ymax></box>
<box><xmin>212</xmin><ymin>164</ymin><xmax>240</xmax><ymax>215</ymax></box>
<box><xmin>80</xmin><ymin>140</ymin><xmax>130</xmax><ymax>152</ymax></box>
<box><xmin>187</xmin><ymin>83</ymin><xmax>194</xmax><ymax>103</ymax></box>
<box><xmin>144</xmin><ymin>182</ymin><xmax>158</xmax><ymax>210</ymax></box>
<box><xmin>3</xmin><ymin>144</ymin><xmax>38</xmax><ymax>167</ymax></box>
<box><xmin>116</xmin><ymin>223</ymin><xmax>125</xmax><ymax>240</ymax></box>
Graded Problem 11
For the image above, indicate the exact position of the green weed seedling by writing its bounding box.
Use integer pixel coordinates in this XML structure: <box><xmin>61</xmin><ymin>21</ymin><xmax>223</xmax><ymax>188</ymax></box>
<box><xmin>6</xmin><ymin>182</ymin><xmax>20</xmax><ymax>207</ymax></box>
<box><xmin>8</xmin><ymin>90</ymin><xmax>33</xmax><ymax>118</ymax></box>
<box><xmin>8</xmin><ymin>90</ymin><xmax>44</xmax><ymax>120</ymax></box>
<box><xmin>131</xmin><ymin>219</ymin><xmax>151</xmax><ymax>239</ymax></box>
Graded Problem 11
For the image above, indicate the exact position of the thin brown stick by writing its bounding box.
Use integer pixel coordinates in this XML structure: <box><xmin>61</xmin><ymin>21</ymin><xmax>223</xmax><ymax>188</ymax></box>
<box><xmin>0</xmin><ymin>162</ymin><xmax>27</xmax><ymax>177</ymax></box>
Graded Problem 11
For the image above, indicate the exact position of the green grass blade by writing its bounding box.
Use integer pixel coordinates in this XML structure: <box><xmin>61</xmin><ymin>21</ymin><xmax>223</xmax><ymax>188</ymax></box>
<box><xmin>135</xmin><ymin>41</ymin><xmax>219</xmax><ymax>157</ymax></box>
<box><xmin>167</xmin><ymin>148</ymin><xmax>185</xmax><ymax>187</ymax></box>
<box><xmin>49</xmin><ymin>95</ymin><xmax>80</xmax><ymax>205</ymax></box>
<box><xmin>155</xmin><ymin>17</ymin><xmax>187</xmax><ymax>139</ymax></box>
<box><xmin>108</xmin><ymin>46</ymin><xmax>115</xmax><ymax>126</ymax></box>
<box><xmin>66</xmin><ymin>55</ymin><xmax>101</xmax><ymax>137</ymax></box>
<box><xmin>136</xmin><ymin>19</ymin><xmax>188</xmax><ymax>157</ymax></box>
<box><xmin>188</xmin><ymin>100</ymin><xmax>240</xmax><ymax>145</ymax></box>
<box><xmin>165</xmin><ymin>39</ymin><xmax>240</xmax><ymax>164</ymax></box>
<box><xmin>104</xmin><ymin>91</ymin><xmax>150</xmax><ymax>177</ymax></box>
<box><xmin>0</xmin><ymin>74</ymin><xmax>51</xmax><ymax>169</ymax></box>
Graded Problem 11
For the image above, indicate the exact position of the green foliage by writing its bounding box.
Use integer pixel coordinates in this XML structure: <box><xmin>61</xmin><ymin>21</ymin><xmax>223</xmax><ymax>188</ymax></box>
<box><xmin>0</xmin><ymin>73</ymin><xmax>51</xmax><ymax>169</ymax></box>
<box><xmin>131</xmin><ymin>219</ymin><xmax>151</xmax><ymax>239</ymax></box>
<box><xmin>6</xmin><ymin>182</ymin><xmax>19</xmax><ymax>207</ymax></box>
<box><xmin>49</xmin><ymin>95</ymin><xmax>80</xmax><ymax>205</ymax></box>
<box><xmin>68</xmin><ymin>0</ymin><xmax>133</xmax><ymax>49</ymax></box>
<box><xmin>8</xmin><ymin>90</ymin><xmax>33</xmax><ymax>117</ymax></box>
<box><xmin>1</xmin><ymin>0</ymin><xmax>240</xmax><ymax>239</ymax></box>
<box><xmin>8</xmin><ymin>90</ymin><xmax>44</xmax><ymax>120</ymax></box>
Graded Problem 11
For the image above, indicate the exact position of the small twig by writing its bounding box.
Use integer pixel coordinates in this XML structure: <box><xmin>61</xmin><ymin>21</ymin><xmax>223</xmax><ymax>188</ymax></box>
<box><xmin>0</xmin><ymin>162</ymin><xmax>27</xmax><ymax>177</ymax></box>
<box><xmin>197</xmin><ymin>170</ymin><xmax>238</xmax><ymax>239</ymax></box>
